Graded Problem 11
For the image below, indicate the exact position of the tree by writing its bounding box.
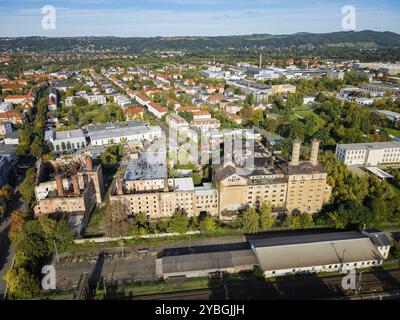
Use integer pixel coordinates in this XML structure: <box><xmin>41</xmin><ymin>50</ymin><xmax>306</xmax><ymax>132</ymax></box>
<box><xmin>8</xmin><ymin>210</ymin><xmax>25</xmax><ymax>242</ymax></box>
<box><xmin>192</xmin><ymin>172</ymin><xmax>202</xmax><ymax>186</ymax></box>
<box><xmin>199</xmin><ymin>215</ymin><xmax>217</xmax><ymax>233</ymax></box>
<box><xmin>19</xmin><ymin>168</ymin><xmax>37</xmax><ymax>205</ymax></box>
<box><xmin>3</xmin><ymin>268</ymin><xmax>40</xmax><ymax>299</ymax></box>
<box><xmin>286</xmin><ymin>213</ymin><xmax>314</xmax><ymax>229</ymax></box>
<box><xmin>259</xmin><ymin>202</ymin><xmax>273</xmax><ymax>231</ymax></box>
<box><xmin>38</xmin><ymin>216</ymin><xmax>74</xmax><ymax>252</ymax></box>
<box><xmin>242</xmin><ymin>207</ymin><xmax>259</xmax><ymax>233</ymax></box>
<box><xmin>30</xmin><ymin>135</ymin><xmax>44</xmax><ymax>158</ymax></box>
<box><xmin>167</xmin><ymin>210</ymin><xmax>189</xmax><ymax>234</ymax></box>
<box><xmin>0</xmin><ymin>184</ymin><xmax>13</xmax><ymax>202</ymax></box>
<box><xmin>101</xmin><ymin>201</ymin><xmax>133</xmax><ymax>237</ymax></box>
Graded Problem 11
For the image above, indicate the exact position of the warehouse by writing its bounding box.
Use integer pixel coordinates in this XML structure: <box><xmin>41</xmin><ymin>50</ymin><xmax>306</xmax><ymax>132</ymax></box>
<box><xmin>249</xmin><ymin>231</ymin><xmax>390</xmax><ymax>278</ymax></box>
<box><xmin>156</xmin><ymin>243</ymin><xmax>258</xmax><ymax>279</ymax></box>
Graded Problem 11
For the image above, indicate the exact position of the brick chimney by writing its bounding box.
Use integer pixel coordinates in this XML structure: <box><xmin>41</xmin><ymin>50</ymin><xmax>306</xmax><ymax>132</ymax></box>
<box><xmin>310</xmin><ymin>139</ymin><xmax>320</xmax><ymax>166</ymax></box>
<box><xmin>116</xmin><ymin>174</ymin><xmax>123</xmax><ymax>195</ymax></box>
<box><xmin>163</xmin><ymin>177</ymin><xmax>169</xmax><ymax>192</ymax></box>
<box><xmin>55</xmin><ymin>174</ymin><xmax>64</xmax><ymax>197</ymax></box>
<box><xmin>290</xmin><ymin>138</ymin><xmax>301</xmax><ymax>166</ymax></box>
<box><xmin>85</xmin><ymin>155</ymin><xmax>93</xmax><ymax>171</ymax></box>
<box><xmin>72</xmin><ymin>175</ymin><xmax>80</xmax><ymax>196</ymax></box>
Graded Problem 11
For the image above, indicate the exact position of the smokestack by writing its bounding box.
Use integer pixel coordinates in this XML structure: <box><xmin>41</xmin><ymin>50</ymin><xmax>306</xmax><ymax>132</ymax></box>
<box><xmin>163</xmin><ymin>177</ymin><xmax>169</xmax><ymax>192</ymax></box>
<box><xmin>85</xmin><ymin>155</ymin><xmax>93</xmax><ymax>171</ymax></box>
<box><xmin>259</xmin><ymin>53</ymin><xmax>262</xmax><ymax>69</ymax></box>
<box><xmin>72</xmin><ymin>175</ymin><xmax>80</xmax><ymax>196</ymax></box>
<box><xmin>290</xmin><ymin>138</ymin><xmax>301</xmax><ymax>166</ymax></box>
<box><xmin>55</xmin><ymin>175</ymin><xmax>64</xmax><ymax>197</ymax></box>
<box><xmin>310</xmin><ymin>139</ymin><xmax>320</xmax><ymax>165</ymax></box>
<box><xmin>116</xmin><ymin>175</ymin><xmax>123</xmax><ymax>195</ymax></box>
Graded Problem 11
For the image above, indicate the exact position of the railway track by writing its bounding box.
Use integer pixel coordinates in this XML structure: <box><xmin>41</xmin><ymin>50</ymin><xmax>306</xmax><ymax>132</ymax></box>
<box><xmin>133</xmin><ymin>269</ymin><xmax>400</xmax><ymax>300</ymax></box>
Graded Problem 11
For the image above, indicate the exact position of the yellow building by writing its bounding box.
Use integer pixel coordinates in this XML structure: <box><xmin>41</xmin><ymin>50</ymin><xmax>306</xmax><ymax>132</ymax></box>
<box><xmin>271</xmin><ymin>84</ymin><xmax>296</xmax><ymax>95</ymax></box>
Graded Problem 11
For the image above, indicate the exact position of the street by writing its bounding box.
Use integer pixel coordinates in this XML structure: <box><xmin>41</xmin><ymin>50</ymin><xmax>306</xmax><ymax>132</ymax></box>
<box><xmin>0</xmin><ymin>168</ymin><xmax>28</xmax><ymax>297</ymax></box>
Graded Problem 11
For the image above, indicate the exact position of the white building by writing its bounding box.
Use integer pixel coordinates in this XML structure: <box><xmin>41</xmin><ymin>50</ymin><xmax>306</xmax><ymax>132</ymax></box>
<box><xmin>0</xmin><ymin>121</ymin><xmax>13</xmax><ymax>136</ymax></box>
<box><xmin>250</xmin><ymin>231</ymin><xmax>390</xmax><ymax>278</ymax></box>
<box><xmin>335</xmin><ymin>141</ymin><xmax>400</xmax><ymax>165</ymax></box>
<box><xmin>166</xmin><ymin>113</ymin><xmax>189</xmax><ymax>131</ymax></box>
<box><xmin>88</xmin><ymin>122</ymin><xmax>162</xmax><ymax>146</ymax></box>
<box><xmin>147</xmin><ymin>102</ymin><xmax>168</xmax><ymax>119</ymax></box>
<box><xmin>375</xmin><ymin>110</ymin><xmax>400</xmax><ymax>123</ymax></box>
<box><xmin>44</xmin><ymin>128</ymin><xmax>87</xmax><ymax>152</ymax></box>
<box><xmin>190</xmin><ymin>118</ymin><xmax>221</xmax><ymax>131</ymax></box>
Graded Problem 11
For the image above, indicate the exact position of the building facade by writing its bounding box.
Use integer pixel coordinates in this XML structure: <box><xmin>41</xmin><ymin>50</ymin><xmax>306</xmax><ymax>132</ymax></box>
<box><xmin>335</xmin><ymin>141</ymin><xmax>400</xmax><ymax>166</ymax></box>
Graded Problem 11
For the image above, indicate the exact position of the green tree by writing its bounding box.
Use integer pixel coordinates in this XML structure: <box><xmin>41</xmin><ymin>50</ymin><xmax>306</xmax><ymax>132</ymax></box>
<box><xmin>242</xmin><ymin>207</ymin><xmax>259</xmax><ymax>233</ymax></box>
<box><xmin>192</xmin><ymin>172</ymin><xmax>202</xmax><ymax>186</ymax></box>
<box><xmin>19</xmin><ymin>168</ymin><xmax>37</xmax><ymax>205</ymax></box>
<box><xmin>167</xmin><ymin>210</ymin><xmax>189</xmax><ymax>234</ymax></box>
<box><xmin>3</xmin><ymin>268</ymin><xmax>40</xmax><ymax>299</ymax></box>
<box><xmin>199</xmin><ymin>215</ymin><xmax>217</xmax><ymax>233</ymax></box>
<box><xmin>30</xmin><ymin>135</ymin><xmax>44</xmax><ymax>158</ymax></box>
<box><xmin>259</xmin><ymin>202</ymin><xmax>273</xmax><ymax>231</ymax></box>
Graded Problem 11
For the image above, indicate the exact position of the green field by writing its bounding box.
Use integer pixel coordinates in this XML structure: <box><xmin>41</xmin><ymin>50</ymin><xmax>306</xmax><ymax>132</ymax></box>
<box><xmin>384</xmin><ymin>127</ymin><xmax>400</xmax><ymax>138</ymax></box>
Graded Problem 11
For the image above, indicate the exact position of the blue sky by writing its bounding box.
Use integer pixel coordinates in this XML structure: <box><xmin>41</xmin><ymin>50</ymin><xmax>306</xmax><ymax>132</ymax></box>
<box><xmin>0</xmin><ymin>0</ymin><xmax>399</xmax><ymax>37</ymax></box>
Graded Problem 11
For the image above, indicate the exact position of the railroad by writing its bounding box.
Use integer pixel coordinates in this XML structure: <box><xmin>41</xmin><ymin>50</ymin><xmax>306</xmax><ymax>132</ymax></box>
<box><xmin>133</xmin><ymin>268</ymin><xmax>400</xmax><ymax>300</ymax></box>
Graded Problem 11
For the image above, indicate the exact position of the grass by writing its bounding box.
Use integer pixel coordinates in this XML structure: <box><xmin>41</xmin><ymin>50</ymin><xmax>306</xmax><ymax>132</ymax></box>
<box><xmin>382</xmin><ymin>261</ymin><xmax>400</xmax><ymax>271</ymax></box>
<box><xmin>384</xmin><ymin>127</ymin><xmax>400</xmax><ymax>138</ymax></box>
<box><xmin>85</xmin><ymin>208</ymin><xmax>105</xmax><ymax>230</ymax></box>
<box><xmin>117</xmin><ymin>277</ymin><xmax>212</xmax><ymax>296</ymax></box>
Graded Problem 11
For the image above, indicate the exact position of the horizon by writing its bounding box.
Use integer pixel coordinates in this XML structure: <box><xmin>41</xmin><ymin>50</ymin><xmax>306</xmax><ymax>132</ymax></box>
<box><xmin>0</xmin><ymin>29</ymin><xmax>399</xmax><ymax>39</ymax></box>
<box><xmin>0</xmin><ymin>0</ymin><xmax>399</xmax><ymax>37</ymax></box>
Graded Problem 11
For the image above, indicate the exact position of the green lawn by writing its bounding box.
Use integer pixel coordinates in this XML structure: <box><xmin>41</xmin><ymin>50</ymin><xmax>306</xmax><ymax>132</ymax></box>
<box><xmin>383</xmin><ymin>127</ymin><xmax>400</xmax><ymax>138</ymax></box>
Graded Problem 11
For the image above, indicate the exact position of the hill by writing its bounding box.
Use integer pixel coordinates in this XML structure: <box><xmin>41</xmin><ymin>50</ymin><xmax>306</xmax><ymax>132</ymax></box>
<box><xmin>0</xmin><ymin>30</ymin><xmax>399</xmax><ymax>52</ymax></box>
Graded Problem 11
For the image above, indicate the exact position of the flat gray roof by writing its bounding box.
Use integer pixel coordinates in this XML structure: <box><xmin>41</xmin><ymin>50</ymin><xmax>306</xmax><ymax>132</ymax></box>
<box><xmin>87</xmin><ymin>121</ymin><xmax>160</xmax><ymax>141</ymax></box>
<box><xmin>162</xmin><ymin>249</ymin><xmax>257</xmax><ymax>275</ymax></box>
<box><xmin>249</xmin><ymin>231</ymin><xmax>384</xmax><ymax>272</ymax></box>
<box><xmin>54</xmin><ymin>129</ymin><xmax>85</xmax><ymax>140</ymax></box>
<box><xmin>337</xmin><ymin>141</ymin><xmax>400</xmax><ymax>150</ymax></box>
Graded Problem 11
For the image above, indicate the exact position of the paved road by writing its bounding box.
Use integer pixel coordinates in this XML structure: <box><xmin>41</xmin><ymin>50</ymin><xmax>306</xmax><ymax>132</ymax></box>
<box><xmin>0</xmin><ymin>218</ymin><xmax>14</xmax><ymax>296</ymax></box>
<box><xmin>0</xmin><ymin>172</ymin><xmax>26</xmax><ymax>297</ymax></box>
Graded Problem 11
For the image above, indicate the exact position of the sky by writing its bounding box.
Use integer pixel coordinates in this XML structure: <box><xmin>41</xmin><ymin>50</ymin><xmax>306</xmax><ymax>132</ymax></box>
<box><xmin>0</xmin><ymin>0</ymin><xmax>399</xmax><ymax>37</ymax></box>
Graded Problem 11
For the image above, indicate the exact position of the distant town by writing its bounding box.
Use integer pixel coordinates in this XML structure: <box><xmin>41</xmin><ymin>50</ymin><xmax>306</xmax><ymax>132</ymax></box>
<box><xmin>0</xmin><ymin>31</ymin><xmax>400</xmax><ymax>301</ymax></box>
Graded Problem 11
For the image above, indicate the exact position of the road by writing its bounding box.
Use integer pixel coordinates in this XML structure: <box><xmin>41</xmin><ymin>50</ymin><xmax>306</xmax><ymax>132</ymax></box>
<box><xmin>0</xmin><ymin>170</ymin><xmax>28</xmax><ymax>297</ymax></box>
<box><xmin>133</xmin><ymin>268</ymin><xmax>400</xmax><ymax>300</ymax></box>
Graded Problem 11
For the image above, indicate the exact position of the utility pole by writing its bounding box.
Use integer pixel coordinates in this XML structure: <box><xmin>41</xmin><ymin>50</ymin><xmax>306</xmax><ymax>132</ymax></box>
<box><xmin>259</xmin><ymin>53</ymin><xmax>262</xmax><ymax>69</ymax></box>
<box><xmin>53</xmin><ymin>240</ymin><xmax>60</xmax><ymax>263</ymax></box>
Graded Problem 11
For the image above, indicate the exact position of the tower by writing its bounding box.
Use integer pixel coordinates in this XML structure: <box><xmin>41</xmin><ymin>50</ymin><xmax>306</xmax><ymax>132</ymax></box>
<box><xmin>290</xmin><ymin>138</ymin><xmax>301</xmax><ymax>166</ymax></box>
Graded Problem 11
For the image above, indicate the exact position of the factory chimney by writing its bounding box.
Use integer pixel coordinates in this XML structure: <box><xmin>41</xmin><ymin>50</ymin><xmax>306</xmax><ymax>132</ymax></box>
<box><xmin>290</xmin><ymin>138</ymin><xmax>301</xmax><ymax>166</ymax></box>
<box><xmin>55</xmin><ymin>175</ymin><xmax>64</xmax><ymax>197</ymax></box>
<box><xmin>85</xmin><ymin>155</ymin><xmax>93</xmax><ymax>171</ymax></box>
<box><xmin>72</xmin><ymin>175</ymin><xmax>80</xmax><ymax>196</ymax></box>
<box><xmin>163</xmin><ymin>177</ymin><xmax>169</xmax><ymax>192</ymax></box>
<box><xmin>310</xmin><ymin>139</ymin><xmax>320</xmax><ymax>166</ymax></box>
<box><xmin>116</xmin><ymin>174</ymin><xmax>123</xmax><ymax>195</ymax></box>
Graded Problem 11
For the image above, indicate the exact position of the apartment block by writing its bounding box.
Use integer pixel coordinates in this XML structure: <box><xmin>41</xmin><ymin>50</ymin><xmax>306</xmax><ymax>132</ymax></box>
<box><xmin>335</xmin><ymin>141</ymin><xmax>400</xmax><ymax>166</ymax></box>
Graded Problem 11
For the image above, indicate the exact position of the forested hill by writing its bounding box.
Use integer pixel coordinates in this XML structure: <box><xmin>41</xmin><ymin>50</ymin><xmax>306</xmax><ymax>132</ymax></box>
<box><xmin>0</xmin><ymin>30</ymin><xmax>399</xmax><ymax>52</ymax></box>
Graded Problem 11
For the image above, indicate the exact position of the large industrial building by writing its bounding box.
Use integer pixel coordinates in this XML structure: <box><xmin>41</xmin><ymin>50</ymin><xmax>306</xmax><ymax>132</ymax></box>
<box><xmin>33</xmin><ymin>155</ymin><xmax>104</xmax><ymax>232</ymax></box>
<box><xmin>214</xmin><ymin>139</ymin><xmax>331</xmax><ymax>217</ymax></box>
<box><xmin>155</xmin><ymin>230</ymin><xmax>390</xmax><ymax>279</ymax></box>
<box><xmin>109</xmin><ymin>139</ymin><xmax>331</xmax><ymax>219</ymax></box>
